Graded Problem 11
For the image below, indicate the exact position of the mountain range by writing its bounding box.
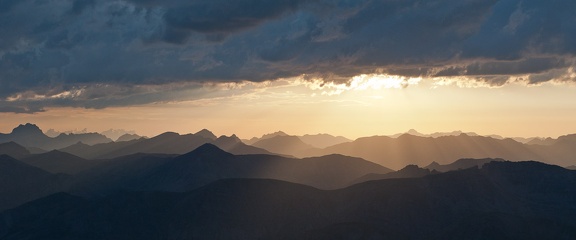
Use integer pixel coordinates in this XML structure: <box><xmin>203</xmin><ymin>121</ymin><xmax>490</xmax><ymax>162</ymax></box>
<box><xmin>0</xmin><ymin>142</ymin><xmax>392</xmax><ymax>210</ymax></box>
<box><xmin>301</xmin><ymin>133</ymin><xmax>576</xmax><ymax>169</ymax></box>
<box><xmin>59</xmin><ymin>132</ymin><xmax>272</xmax><ymax>159</ymax></box>
<box><xmin>1</xmin><ymin>122</ymin><xmax>576</xmax><ymax>239</ymax></box>
<box><xmin>2</xmin><ymin>161</ymin><xmax>575</xmax><ymax>239</ymax></box>
<box><xmin>243</xmin><ymin>131</ymin><xmax>352</xmax><ymax>148</ymax></box>
<box><xmin>0</xmin><ymin>124</ymin><xmax>112</xmax><ymax>150</ymax></box>
<box><xmin>71</xmin><ymin>143</ymin><xmax>392</xmax><ymax>194</ymax></box>
<box><xmin>2</xmin><ymin>123</ymin><xmax>576</xmax><ymax>171</ymax></box>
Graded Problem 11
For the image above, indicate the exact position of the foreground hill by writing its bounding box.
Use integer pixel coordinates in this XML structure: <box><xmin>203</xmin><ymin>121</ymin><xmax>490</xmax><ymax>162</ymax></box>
<box><xmin>2</xmin><ymin>161</ymin><xmax>575</xmax><ymax>240</ymax></box>
<box><xmin>304</xmin><ymin>134</ymin><xmax>544</xmax><ymax>169</ymax></box>
<box><xmin>73</xmin><ymin>144</ymin><xmax>392</xmax><ymax>193</ymax></box>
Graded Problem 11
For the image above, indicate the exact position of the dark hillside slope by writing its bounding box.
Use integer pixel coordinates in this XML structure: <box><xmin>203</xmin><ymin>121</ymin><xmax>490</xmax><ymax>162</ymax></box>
<box><xmin>2</xmin><ymin>161</ymin><xmax>575</xmax><ymax>240</ymax></box>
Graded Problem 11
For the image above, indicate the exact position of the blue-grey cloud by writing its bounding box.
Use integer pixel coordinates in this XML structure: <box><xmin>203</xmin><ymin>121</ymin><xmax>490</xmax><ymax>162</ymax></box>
<box><xmin>0</xmin><ymin>0</ymin><xmax>575</xmax><ymax>112</ymax></box>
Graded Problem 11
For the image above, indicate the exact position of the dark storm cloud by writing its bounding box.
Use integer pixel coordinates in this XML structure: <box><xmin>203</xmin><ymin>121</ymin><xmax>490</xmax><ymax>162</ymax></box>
<box><xmin>1</xmin><ymin>0</ymin><xmax>576</xmax><ymax>112</ymax></box>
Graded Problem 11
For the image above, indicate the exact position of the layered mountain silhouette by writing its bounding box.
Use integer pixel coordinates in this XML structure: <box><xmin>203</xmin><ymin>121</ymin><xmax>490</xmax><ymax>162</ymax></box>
<box><xmin>245</xmin><ymin>131</ymin><xmax>351</xmax><ymax>149</ymax></box>
<box><xmin>0</xmin><ymin>142</ymin><xmax>31</xmax><ymax>159</ymax></box>
<box><xmin>251</xmin><ymin>135</ymin><xmax>317</xmax><ymax>156</ymax></box>
<box><xmin>243</xmin><ymin>131</ymin><xmax>289</xmax><ymax>145</ymax></box>
<box><xmin>2</xmin><ymin>121</ymin><xmax>576</xmax><ymax>240</ymax></box>
<box><xmin>195</xmin><ymin>129</ymin><xmax>218</xmax><ymax>140</ymax></box>
<box><xmin>2</xmin><ymin>161</ymin><xmax>575</xmax><ymax>240</ymax></box>
<box><xmin>303</xmin><ymin>133</ymin><xmax>576</xmax><ymax>169</ymax></box>
<box><xmin>20</xmin><ymin>150</ymin><xmax>97</xmax><ymax>174</ymax></box>
<box><xmin>424</xmin><ymin>158</ymin><xmax>505</xmax><ymax>172</ymax></box>
<box><xmin>0</xmin><ymin>124</ymin><xmax>112</xmax><ymax>150</ymax></box>
<box><xmin>60</xmin><ymin>131</ymin><xmax>271</xmax><ymax>159</ymax></box>
<box><xmin>116</xmin><ymin>133</ymin><xmax>144</xmax><ymax>142</ymax></box>
<box><xmin>72</xmin><ymin>144</ymin><xmax>392</xmax><ymax>193</ymax></box>
<box><xmin>298</xmin><ymin>133</ymin><xmax>352</xmax><ymax>148</ymax></box>
<box><xmin>351</xmin><ymin>158</ymin><xmax>508</xmax><ymax>185</ymax></box>
<box><xmin>0</xmin><ymin>155</ymin><xmax>70</xmax><ymax>211</ymax></box>
<box><xmin>350</xmin><ymin>164</ymin><xmax>437</xmax><ymax>185</ymax></box>
<box><xmin>388</xmin><ymin>129</ymin><xmax>537</xmax><ymax>143</ymax></box>
<box><xmin>526</xmin><ymin>137</ymin><xmax>557</xmax><ymax>145</ymax></box>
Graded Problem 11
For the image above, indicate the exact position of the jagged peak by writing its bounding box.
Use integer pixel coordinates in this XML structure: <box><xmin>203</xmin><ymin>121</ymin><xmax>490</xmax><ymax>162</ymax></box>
<box><xmin>261</xmin><ymin>131</ymin><xmax>289</xmax><ymax>139</ymax></box>
<box><xmin>11</xmin><ymin>123</ymin><xmax>43</xmax><ymax>135</ymax></box>
<box><xmin>216</xmin><ymin>134</ymin><xmax>241</xmax><ymax>144</ymax></box>
<box><xmin>428</xmin><ymin>161</ymin><xmax>440</xmax><ymax>166</ymax></box>
<box><xmin>195</xmin><ymin>129</ymin><xmax>217</xmax><ymax>140</ymax></box>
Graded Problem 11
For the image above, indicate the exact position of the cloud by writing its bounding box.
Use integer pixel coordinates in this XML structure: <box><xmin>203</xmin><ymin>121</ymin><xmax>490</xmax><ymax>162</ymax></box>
<box><xmin>0</xmin><ymin>0</ymin><xmax>575</xmax><ymax>113</ymax></box>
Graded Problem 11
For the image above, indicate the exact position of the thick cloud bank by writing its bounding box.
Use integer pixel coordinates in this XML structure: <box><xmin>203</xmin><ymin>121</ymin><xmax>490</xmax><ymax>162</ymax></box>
<box><xmin>0</xmin><ymin>0</ymin><xmax>575</xmax><ymax>112</ymax></box>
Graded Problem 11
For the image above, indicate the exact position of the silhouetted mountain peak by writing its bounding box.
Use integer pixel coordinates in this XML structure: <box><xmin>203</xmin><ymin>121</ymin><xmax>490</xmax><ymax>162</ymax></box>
<box><xmin>195</xmin><ymin>129</ymin><xmax>217</xmax><ymax>140</ymax></box>
<box><xmin>261</xmin><ymin>131</ymin><xmax>289</xmax><ymax>139</ymax></box>
<box><xmin>116</xmin><ymin>133</ymin><xmax>143</xmax><ymax>142</ymax></box>
<box><xmin>397</xmin><ymin>133</ymin><xmax>422</xmax><ymax>139</ymax></box>
<box><xmin>181</xmin><ymin>143</ymin><xmax>234</xmax><ymax>159</ymax></box>
<box><xmin>427</xmin><ymin>161</ymin><xmax>440</xmax><ymax>167</ymax></box>
<box><xmin>399</xmin><ymin>164</ymin><xmax>421</xmax><ymax>171</ymax></box>
<box><xmin>11</xmin><ymin>123</ymin><xmax>44</xmax><ymax>136</ymax></box>
<box><xmin>216</xmin><ymin>134</ymin><xmax>241</xmax><ymax>143</ymax></box>
<box><xmin>406</xmin><ymin>129</ymin><xmax>421</xmax><ymax>135</ymax></box>
<box><xmin>153</xmin><ymin>132</ymin><xmax>180</xmax><ymax>140</ymax></box>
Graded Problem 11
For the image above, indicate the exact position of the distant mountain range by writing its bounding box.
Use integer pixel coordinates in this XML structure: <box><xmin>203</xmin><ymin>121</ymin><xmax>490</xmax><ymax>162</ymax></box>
<box><xmin>2</xmin><ymin>161</ymin><xmax>575</xmax><ymax>239</ymax></box>
<box><xmin>251</xmin><ymin>135</ymin><xmax>317</xmax><ymax>156</ymax></box>
<box><xmin>60</xmin><ymin>132</ymin><xmax>273</xmax><ymax>159</ymax></box>
<box><xmin>116</xmin><ymin>133</ymin><xmax>144</xmax><ymax>142</ymax></box>
<box><xmin>303</xmin><ymin>133</ymin><xmax>576</xmax><ymax>169</ymax></box>
<box><xmin>71</xmin><ymin>143</ymin><xmax>391</xmax><ymax>193</ymax></box>
<box><xmin>0</xmin><ymin>124</ymin><xmax>112</xmax><ymax>150</ymax></box>
<box><xmin>244</xmin><ymin>131</ymin><xmax>352</xmax><ymax>149</ymax></box>
<box><xmin>2</xmin><ymin>123</ymin><xmax>576</xmax><ymax>170</ymax></box>
<box><xmin>388</xmin><ymin>129</ymin><xmax>540</xmax><ymax>144</ymax></box>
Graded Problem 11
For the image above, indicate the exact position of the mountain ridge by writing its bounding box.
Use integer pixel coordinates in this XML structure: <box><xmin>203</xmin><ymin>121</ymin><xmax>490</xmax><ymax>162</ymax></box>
<box><xmin>2</xmin><ymin>160</ymin><xmax>575</xmax><ymax>239</ymax></box>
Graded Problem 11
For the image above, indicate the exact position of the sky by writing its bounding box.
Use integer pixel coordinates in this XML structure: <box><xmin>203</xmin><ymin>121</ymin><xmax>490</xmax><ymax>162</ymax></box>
<box><xmin>1</xmin><ymin>0</ymin><xmax>575</xmax><ymax>139</ymax></box>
